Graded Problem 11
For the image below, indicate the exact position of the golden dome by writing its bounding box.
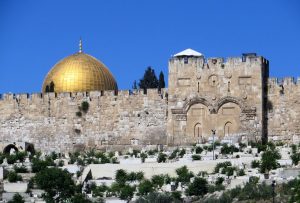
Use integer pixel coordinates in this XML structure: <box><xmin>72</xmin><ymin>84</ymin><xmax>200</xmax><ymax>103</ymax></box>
<box><xmin>42</xmin><ymin>44</ymin><xmax>118</xmax><ymax>93</ymax></box>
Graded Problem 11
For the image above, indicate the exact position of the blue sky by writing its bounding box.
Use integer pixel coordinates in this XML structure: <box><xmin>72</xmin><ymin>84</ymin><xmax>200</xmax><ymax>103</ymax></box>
<box><xmin>0</xmin><ymin>0</ymin><xmax>300</xmax><ymax>93</ymax></box>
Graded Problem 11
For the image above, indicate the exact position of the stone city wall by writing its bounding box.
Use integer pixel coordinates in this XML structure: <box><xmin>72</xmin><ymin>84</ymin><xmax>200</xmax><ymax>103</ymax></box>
<box><xmin>267</xmin><ymin>77</ymin><xmax>300</xmax><ymax>141</ymax></box>
<box><xmin>0</xmin><ymin>89</ymin><xmax>168</xmax><ymax>153</ymax></box>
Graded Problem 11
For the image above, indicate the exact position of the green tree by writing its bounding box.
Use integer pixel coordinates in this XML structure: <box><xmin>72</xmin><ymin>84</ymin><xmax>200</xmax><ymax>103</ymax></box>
<box><xmin>35</xmin><ymin>168</ymin><xmax>75</xmax><ymax>202</ymax></box>
<box><xmin>119</xmin><ymin>184</ymin><xmax>135</xmax><ymax>201</ymax></box>
<box><xmin>175</xmin><ymin>166</ymin><xmax>194</xmax><ymax>184</ymax></box>
<box><xmin>151</xmin><ymin>175</ymin><xmax>165</xmax><ymax>188</ymax></box>
<box><xmin>138</xmin><ymin>66</ymin><xmax>158</xmax><ymax>93</ymax></box>
<box><xmin>186</xmin><ymin>177</ymin><xmax>208</xmax><ymax>197</ymax></box>
<box><xmin>260</xmin><ymin>149</ymin><xmax>281</xmax><ymax>174</ymax></box>
<box><xmin>115</xmin><ymin>169</ymin><xmax>128</xmax><ymax>185</ymax></box>
<box><xmin>158</xmin><ymin>71</ymin><xmax>165</xmax><ymax>92</ymax></box>
<box><xmin>138</xmin><ymin>180</ymin><xmax>154</xmax><ymax>195</ymax></box>
<box><xmin>8</xmin><ymin>193</ymin><xmax>25</xmax><ymax>203</ymax></box>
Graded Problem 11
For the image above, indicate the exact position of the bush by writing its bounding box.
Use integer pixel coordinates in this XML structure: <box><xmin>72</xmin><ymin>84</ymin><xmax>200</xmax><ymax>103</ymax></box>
<box><xmin>214</xmin><ymin>161</ymin><xmax>232</xmax><ymax>173</ymax></box>
<box><xmin>195</xmin><ymin>146</ymin><xmax>203</xmax><ymax>154</ymax></box>
<box><xmin>8</xmin><ymin>171</ymin><xmax>22</xmax><ymax>182</ymax></box>
<box><xmin>135</xmin><ymin>192</ymin><xmax>174</xmax><ymax>203</ymax></box>
<box><xmin>186</xmin><ymin>177</ymin><xmax>208</xmax><ymax>197</ymax></box>
<box><xmin>251</xmin><ymin>160</ymin><xmax>260</xmax><ymax>168</ymax></box>
<box><xmin>237</xmin><ymin>169</ymin><xmax>245</xmax><ymax>176</ymax></box>
<box><xmin>175</xmin><ymin>166</ymin><xmax>194</xmax><ymax>184</ymax></box>
<box><xmin>260</xmin><ymin>149</ymin><xmax>281</xmax><ymax>173</ymax></box>
<box><xmin>119</xmin><ymin>184</ymin><xmax>135</xmax><ymax>201</ymax></box>
<box><xmin>81</xmin><ymin>101</ymin><xmax>89</xmax><ymax>113</ymax></box>
<box><xmin>178</xmin><ymin>149</ymin><xmax>186</xmax><ymax>158</ymax></box>
<box><xmin>215</xmin><ymin>177</ymin><xmax>224</xmax><ymax>185</ymax></box>
<box><xmin>291</xmin><ymin>152</ymin><xmax>300</xmax><ymax>165</ymax></box>
<box><xmin>169</xmin><ymin>149</ymin><xmax>179</xmax><ymax>160</ymax></box>
<box><xmin>14</xmin><ymin>165</ymin><xmax>28</xmax><ymax>173</ymax></box>
<box><xmin>115</xmin><ymin>169</ymin><xmax>127</xmax><ymax>185</ymax></box>
<box><xmin>151</xmin><ymin>175</ymin><xmax>165</xmax><ymax>188</ymax></box>
<box><xmin>31</xmin><ymin>156</ymin><xmax>55</xmax><ymax>173</ymax></box>
<box><xmin>138</xmin><ymin>180</ymin><xmax>154</xmax><ymax>195</ymax></box>
<box><xmin>140</xmin><ymin>153</ymin><xmax>147</xmax><ymax>163</ymax></box>
<box><xmin>76</xmin><ymin>111</ymin><xmax>82</xmax><ymax>117</ymax></box>
<box><xmin>6</xmin><ymin>155</ymin><xmax>17</xmax><ymax>164</ymax></box>
<box><xmin>192</xmin><ymin>154</ymin><xmax>201</xmax><ymax>161</ymax></box>
<box><xmin>8</xmin><ymin>193</ymin><xmax>25</xmax><ymax>203</ymax></box>
<box><xmin>221</xmin><ymin>144</ymin><xmax>239</xmax><ymax>154</ymax></box>
<box><xmin>157</xmin><ymin>153</ymin><xmax>167</xmax><ymax>163</ymax></box>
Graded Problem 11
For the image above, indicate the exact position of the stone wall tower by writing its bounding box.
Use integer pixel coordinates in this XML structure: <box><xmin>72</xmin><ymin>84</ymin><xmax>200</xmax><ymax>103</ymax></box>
<box><xmin>167</xmin><ymin>49</ymin><xmax>269</xmax><ymax>145</ymax></box>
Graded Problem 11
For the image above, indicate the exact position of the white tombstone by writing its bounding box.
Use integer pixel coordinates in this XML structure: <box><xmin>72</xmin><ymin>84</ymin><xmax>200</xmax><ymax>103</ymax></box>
<box><xmin>0</xmin><ymin>167</ymin><xmax>4</xmax><ymax>180</ymax></box>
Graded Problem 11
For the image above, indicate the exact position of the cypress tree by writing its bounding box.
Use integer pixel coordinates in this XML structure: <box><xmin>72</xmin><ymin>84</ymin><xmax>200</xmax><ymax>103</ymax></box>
<box><xmin>139</xmin><ymin>66</ymin><xmax>158</xmax><ymax>93</ymax></box>
<box><xmin>158</xmin><ymin>71</ymin><xmax>165</xmax><ymax>92</ymax></box>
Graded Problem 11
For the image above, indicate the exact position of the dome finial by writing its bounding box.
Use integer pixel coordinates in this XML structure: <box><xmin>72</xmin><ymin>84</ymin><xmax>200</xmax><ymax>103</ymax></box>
<box><xmin>79</xmin><ymin>37</ymin><xmax>83</xmax><ymax>53</ymax></box>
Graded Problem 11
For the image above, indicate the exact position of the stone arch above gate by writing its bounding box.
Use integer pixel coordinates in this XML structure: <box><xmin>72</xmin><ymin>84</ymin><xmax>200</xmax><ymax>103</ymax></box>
<box><xmin>183</xmin><ymin>97</ymin><xmax>211</xmax><ymax>112</ymax></box>
<box><xmin>215</xmin><ymin>96</ymin><xmax>245</xmax><ymax>113</ymax></box>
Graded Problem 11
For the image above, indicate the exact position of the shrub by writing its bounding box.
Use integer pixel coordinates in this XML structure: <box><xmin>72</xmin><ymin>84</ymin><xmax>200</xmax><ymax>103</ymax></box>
<box><xmin>178</xmin><ymin>149</ymin><xmax>186</xmax><ymax>158</ymax></box>
<box><xmin>81</xmin><ymin>101</ymin><xmax>89</xmax><ymax>113</ymax></box>
<box><xmin>195</xmin><ymin>146</ymin><xmax>203</xmax><ymax>154</ymax></box>
<box><xmin>251</xmin><ymin>160</ymin><xmax>260</xmax><ymax>168</ymax></box>
<box><xmin>192</xmin><ymin>154</ymin><xmax>201</xmax><ymax>161</ymax></box>
<box><xmin>138</xmin><ymin>180</ymin><xmax>154</xmax><ymax>195</ymax></box>
<box><xmin>31</xmin><ymin>156</ymin><xmax>55</xmax><ymax>173</ymax></box>
<box><xmin>226</xmin><ymin>166</ymin><xmax>235</xmax><ymax>176</ymax></box>
<box><xmin>157</xmin><ymin>153</ymin><xmax>167</xmax><ymax>163</ymax></box>
<box><xmin>215</xmin><ymin>177</ymin><xmax>224</xmax><ymax>185</ymax></box>
<box><xmin>8</xmin><ymin>193</ymin><xmax>25</xmax><ymax>203</ymax></box>
<box><xmin>115</xmin><ymin>169</ymin><xmax>127</xmax><ymax>185</ymax></box>
<box><xmin>140</xmin><ymin>153</ymin><xmax>147</xmax><ymax>163</ymax></box>
<box><xmin>6</xmin><ymin>154</ymin><xmax>17</xmax><ymax>164</ymax></box>
<box><xmin>14</xmin><ymin>165</ymin><xmax>28</xmax><ymax>173</ymax></box>
<box><xmin>260</xmin><ymin>149</ymin><xmax>281</xmax><ymax>173</ymax></box>
<box><xmin>221</xmin><ymin>144</ymin><xmax>239</xmax><ymax>154</ymax></box>
<box><xmin>176</xmin><ymin>166</ymin><xmax>194</xmax><ymax>184</ymax></box>
<box><xmin>214</xmin><ymin>161</ymin><xmax>232</xmax><ymax>173</ymax></box>
<box><xmin>119</xmin><ymin>184</ymin><xmax>135</xmax><ymax>201</ymax></box>
<box><xmin>186</xmin><ymin>177</ymin><xmax>208</xmax><ymax>197</ymax></box>
<box><xmin>151</xmin><ymin>175</ymin><xmax>165</xmax><ymax>188</ymax></box>
<box><xmin>76</xmin><ymin>111</ymin><xmax>82</xmax><ymax>117</ymax></box>
<box><xmin>237</xmin><ymin>169</ymin><xmax>245</xmax><ymax>176</ymax></box>
<box><xmin>169</xmin><ymin>148</ymin><xmax>179</xmax><ymax>160</ymax></box>
<box><xmin>8</xmin><ymin>171</ymin><xmax>23</xmax><ymax>182</ymax></box>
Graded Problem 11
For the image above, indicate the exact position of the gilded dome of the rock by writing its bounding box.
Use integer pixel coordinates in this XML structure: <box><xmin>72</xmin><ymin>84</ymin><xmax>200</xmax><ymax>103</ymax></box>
<box><xmin>42</xmin><ymin>52</ymin><xmax>118</xmax><ymax>93</ymax></box>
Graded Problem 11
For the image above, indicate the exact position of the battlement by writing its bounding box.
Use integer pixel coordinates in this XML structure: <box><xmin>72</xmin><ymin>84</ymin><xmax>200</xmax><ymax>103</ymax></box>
<box><xmin>169</xmin><ymin>53</ymin><xmax>268</xmax><ymax>68</ymax></box>
<box><xmin>268</xmin><ymin>77</ymin><xmax>300</xmax><ymax>86</ymax></box>
<box><xmin>0</xmin><ymin>88</ymin><xmax>168</xmax><ymax>102</ymax></box>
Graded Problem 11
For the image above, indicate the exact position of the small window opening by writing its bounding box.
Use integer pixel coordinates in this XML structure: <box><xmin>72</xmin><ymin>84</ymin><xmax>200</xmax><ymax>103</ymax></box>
<box><xmin>184</xmin><ymin>57</ymin><xmax>188</xmax><ymax>64</ymax></box>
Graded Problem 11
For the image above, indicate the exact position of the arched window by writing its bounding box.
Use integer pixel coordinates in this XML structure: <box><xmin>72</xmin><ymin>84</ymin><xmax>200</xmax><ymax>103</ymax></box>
<box><xmin>194</xmin><ymin>123</ymin><xmax>202</xmax><ymax>138</ymax></box>
<box><xmin>224</xmin><ymin>122</ymin><xmax>233</xmax><ymax>137</ymax></box>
